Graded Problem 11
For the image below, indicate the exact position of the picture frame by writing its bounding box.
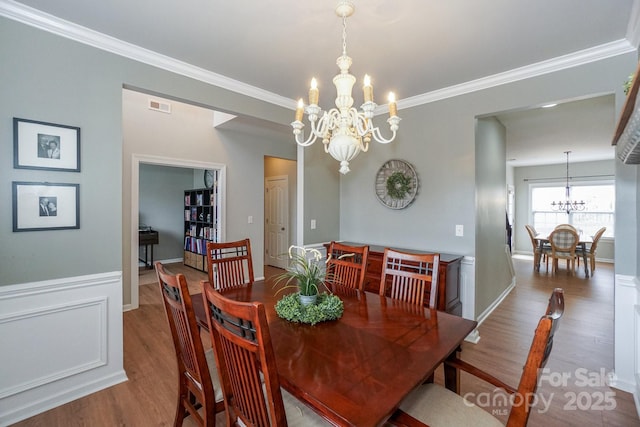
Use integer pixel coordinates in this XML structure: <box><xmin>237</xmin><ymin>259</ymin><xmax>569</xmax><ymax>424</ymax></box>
<box><xmin>13</xmin><ymin>118</ymin><xmax>81</xmax><ymax>172</ymax></box>
<box><xmin>12</xmin><ymin>182</ymin><xmax>80</xmax><ymax>232</ymax></box>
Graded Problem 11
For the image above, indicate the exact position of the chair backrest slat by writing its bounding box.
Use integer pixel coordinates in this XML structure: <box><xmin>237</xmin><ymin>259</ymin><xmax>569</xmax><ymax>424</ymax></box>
<box><xmin>155</xmin><ymin>262</ymin><xmax>219</xmax><ymax>426</ymax></box>
<box><xmin>379</xmin><ymin>248</ymin><xmax>439</xmax><ymax>309</ymax></box>
<box><xmin>326</xmin><ymin>242</ymin><xmax>369</xmax><ymax>291</ymax></box>
<box><xmin>207</xmin><ymin>239</ymin><xmax>254</xmax><ymax>290</ymax></box>
<box><xmin>203</xmin><ymin>282</ymin><xmax>288</xmax><ymax>426</ymax></box>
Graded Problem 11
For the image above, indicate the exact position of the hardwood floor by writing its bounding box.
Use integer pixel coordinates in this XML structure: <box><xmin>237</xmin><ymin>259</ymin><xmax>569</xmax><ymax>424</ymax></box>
<box><xmin>12</xmin><ymin>258</ymin><xmax>639</xmax><ymax>426</ymax></box>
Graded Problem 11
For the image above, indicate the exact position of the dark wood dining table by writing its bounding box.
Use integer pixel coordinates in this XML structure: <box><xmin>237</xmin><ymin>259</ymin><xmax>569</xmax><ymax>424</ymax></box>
<box><xmin>192</xmin><ymin>281</ymin><xmax>477</xmax><ymax>426</ymax></box>
<box><xmin>535</xmin><ymin>233</ymin><xmax>592</xmax><ymax>277</ymax></box>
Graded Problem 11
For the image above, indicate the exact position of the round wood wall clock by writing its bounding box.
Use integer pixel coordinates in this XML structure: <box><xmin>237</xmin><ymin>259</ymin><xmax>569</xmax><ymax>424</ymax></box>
<box><xmin>375</xmin><ymin>159</ymin><xmax>419</xmax><ymax>209</ymax></box>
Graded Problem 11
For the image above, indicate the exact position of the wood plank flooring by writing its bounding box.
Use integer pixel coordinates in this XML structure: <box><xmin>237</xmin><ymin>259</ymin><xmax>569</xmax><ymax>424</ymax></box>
<box><xmin>12</xmin><ymin>258</ymin><xmax>639</xmax><ymax>426</ymax></box>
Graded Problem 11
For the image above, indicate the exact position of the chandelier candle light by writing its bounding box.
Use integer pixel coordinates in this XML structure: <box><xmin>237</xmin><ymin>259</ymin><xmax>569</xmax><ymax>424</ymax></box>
<box><xmin>292</xmin><ymin>1</ymin><xmax>401</xmax><ymax>174</ymax></box>
<box><xmin>551</xmin><ymin>151</ymin><xmax>586</xmax><ymax>214</ymax></box>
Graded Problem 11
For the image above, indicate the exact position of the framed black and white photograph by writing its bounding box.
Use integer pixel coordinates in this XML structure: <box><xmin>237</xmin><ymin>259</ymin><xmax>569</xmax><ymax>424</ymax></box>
<box><xmin>12</xmin><ymin>182</ymin><xmax>80</xmax><ymax>231</ymax></box>
<box><xmin>13</xmin><ymin>118</ymin><xmax>81</xmax><ymax>172</ymax></box>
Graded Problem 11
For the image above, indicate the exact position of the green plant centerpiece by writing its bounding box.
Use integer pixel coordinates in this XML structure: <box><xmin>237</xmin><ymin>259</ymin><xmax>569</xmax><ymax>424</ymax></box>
<box><xmin>272</xmin><ymin>245</ymin><xmax>344</xmax><ymax>325</ymax></box>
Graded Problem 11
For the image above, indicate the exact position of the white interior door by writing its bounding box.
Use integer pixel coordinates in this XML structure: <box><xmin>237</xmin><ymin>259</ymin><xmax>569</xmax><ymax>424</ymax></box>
<box><xmin>265</xmin><ymin>176</ymin><xmax>289</xmax><ymax>269</ymax></box>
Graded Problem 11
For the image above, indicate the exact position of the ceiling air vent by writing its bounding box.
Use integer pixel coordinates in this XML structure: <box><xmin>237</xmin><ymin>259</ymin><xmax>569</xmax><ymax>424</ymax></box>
<box><xmin>148</xmin><ymin>99</ymin><xmax>171</xmax><ymax>114</ymax></box>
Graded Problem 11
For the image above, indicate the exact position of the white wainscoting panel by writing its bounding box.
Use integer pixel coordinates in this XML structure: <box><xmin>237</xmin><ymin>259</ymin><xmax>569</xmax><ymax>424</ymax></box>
<box><xmin>0</xmin><ymin>271</ymin><xmax>127</xmax><ymax>425</ymax></box>
<box><xmin>613</xmin><ymin>274</ymin><xmax>639</xmax><ymax>396</ymax></box>
<box><xmin>460</xmin><ymin>256</ymin><xmax>480</xmax><ymax>343</ymax></box>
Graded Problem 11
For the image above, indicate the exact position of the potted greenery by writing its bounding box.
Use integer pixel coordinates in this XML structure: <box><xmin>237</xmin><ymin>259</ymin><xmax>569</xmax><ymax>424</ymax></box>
<box><xmin>272</xmin><ymin>245</ymin><xmax>345</xmax><ymax>325</ymax></box>
<box><xmin>273</xmin><ymin>245</ymin><xmax>327</xmax><ymax>305</ymax></box>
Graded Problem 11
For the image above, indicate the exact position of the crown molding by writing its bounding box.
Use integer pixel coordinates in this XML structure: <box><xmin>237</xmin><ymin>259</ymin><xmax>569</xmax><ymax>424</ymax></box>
<box><xmin>0</xmin><ymin>0</ymin><xmax>293</xmax><ymax>109</ymax></box>
<box><xmin>400</xmin><ymin>39</ymin><xmax>636</xmax><ymax>110</ymax></box>
<box><xmin>1</xmin><ymin>0</ymin><xmax>637</xmax><ymax>114</ymax></box>
<box><xmin>626</xmin><ymin>0</ymin><xmax>640</xmax><ymax>49</ymax></box>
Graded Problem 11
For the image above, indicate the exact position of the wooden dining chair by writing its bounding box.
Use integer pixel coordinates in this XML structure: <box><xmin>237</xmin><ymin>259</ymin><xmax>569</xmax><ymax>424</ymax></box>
<box><xmin>154</xmin><ymin>262</ymin><xmax>225</xmax><ymax>427</ymax></box>
<box><xmin>524</xmin><ymin>225</ymin><xmax>549</xmax><ymax>272</ymax></box>
<box><xmin>554</xmin><ymin>223</ymin><xmax>577</xmax><ymax>232</ymax></box>
<box><xmin>379</xmin><ymin>248</ymin><xmax>440</xmax><ymax>309</ymax></box>
<box><xmin>201</xmin><ymin>282</ymin><xmax>330</xmax><ymax>426</ymax></box>
<box><xmin>576</xmin><ymin>226</ymin><xmax>606</xmax><ymax>274</ymax></box>
<box><xmin>326</xmin><ymin>241</ymin><xmax>369</xmax><ymax>291</ymax></box>
<box><xmin>206</xmin><ymin>239</ymin><xmax>254</xmax><ymax>290</ymax></box>
<box><xmin>548</xmin><ymin>228</ymin><xmax>579</xmax><ymax>275</ymax></box>
<box><xmin>389</xmin><ymin>288</ymin><xmax>565</xmax><ymax>427</ymax></box>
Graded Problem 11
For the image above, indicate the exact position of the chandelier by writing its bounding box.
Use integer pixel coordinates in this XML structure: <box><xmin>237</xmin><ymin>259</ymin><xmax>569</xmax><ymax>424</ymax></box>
<box><xmin>291</xmin><ymin>1</ymin><xmax>400</xmax><ymax>175</ymax></box>
<box><xmin>551</xmin><ymin>151</ymin><xmax>586</xmax><ymax>214</ymax></box>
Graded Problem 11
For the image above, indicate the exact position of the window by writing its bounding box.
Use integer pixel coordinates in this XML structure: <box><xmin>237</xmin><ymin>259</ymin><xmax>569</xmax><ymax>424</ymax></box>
<box><xmin>530</xmin><ymin>183</ymin><xmax>614</xmax><ymax>238</ymax></box>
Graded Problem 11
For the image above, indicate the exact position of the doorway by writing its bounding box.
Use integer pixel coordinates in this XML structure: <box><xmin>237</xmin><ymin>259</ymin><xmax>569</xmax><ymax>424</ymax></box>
<box><xmin>265</xmin><ymin>176</ymin><xmax>289</xmax><ymax>269</ymax></box>
<box><xmin>129</xmin><ymin>154</ymin><xmax>225</xmax><ymax>309</ymax></box>
<box><xmin>264</xmin><ymin>156</ymin><xmax>297</xmax><ymax>270</ymax></box>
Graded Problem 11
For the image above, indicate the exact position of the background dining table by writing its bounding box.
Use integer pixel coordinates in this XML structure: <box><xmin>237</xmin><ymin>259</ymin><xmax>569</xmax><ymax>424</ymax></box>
<box><xmin>192</xmin><ymin>281</ymin><xmax>477</xmax><ymax>426</ymax></box>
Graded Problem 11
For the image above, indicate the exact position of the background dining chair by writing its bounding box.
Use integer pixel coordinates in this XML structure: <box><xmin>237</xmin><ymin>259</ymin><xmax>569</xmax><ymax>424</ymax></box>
<box><xmin>154</xmin><ymin>262</ymin><xmax>225</xmax><ymax>427</ymax></box>
<box><xmin>576</xmin><ymin>226</ymin><xmax>606</xmax><ymax>274</ymax></box>
<box><xmin>524</xmin><ymin>225</ymin><xmax>550</xmax><ymax>272</ymax></box>
<box><xmin>379</xmin><ymin>248</ymin><xmax>440</xmax><ymax>308</ymax></box>
<box><xmin>554</xmin><ymin>223</ymin><xmax>577</xmax><ymax>232</ymax></box>
<box><xmin>201</xmin><ymin>282</ymin><xmax>330</xmax><ymax>426</ymax></box>
<box><xmin>326</xmin><ymin>241</ymin><xmax>369</xmax><ymax>291</ymax></box>
<box><xmin>548</xmin><ymin>228</ymin><xmax>579</xmax><ymax>275</ymax></box>
<box><xmin>206</xmin><ymin>238</ymin><xmax>254</xmax><ymax>290</ymax></box>
<box><xmin>390</xmin><ymin>288</ymin><xmax>564</xmax><ymax>427</ymax></box>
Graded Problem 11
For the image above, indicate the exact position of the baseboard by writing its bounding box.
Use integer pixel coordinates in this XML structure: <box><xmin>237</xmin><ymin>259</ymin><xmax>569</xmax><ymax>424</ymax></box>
<box><xmin>475</xmin><ymin>277</ymin><xmax>517</xmax><ymax>327</ymax></box>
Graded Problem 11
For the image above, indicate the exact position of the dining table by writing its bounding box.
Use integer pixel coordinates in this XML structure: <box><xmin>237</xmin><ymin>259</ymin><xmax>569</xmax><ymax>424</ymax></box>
<box><xmin>191</xmin><ymin>280</ymin><xmax>477</xmax><ymax>427</ymax></box>
<box><xmin>535</xmin><ymin>233</ymin><xmax>593</xmax><ymax>277</ymax></box>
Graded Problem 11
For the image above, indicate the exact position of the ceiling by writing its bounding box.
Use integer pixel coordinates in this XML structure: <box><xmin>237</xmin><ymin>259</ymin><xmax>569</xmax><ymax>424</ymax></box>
<box><xmin>3</xmin><ymin>0</ymin><xmax>638</xmax><ymax>166</ymax></box>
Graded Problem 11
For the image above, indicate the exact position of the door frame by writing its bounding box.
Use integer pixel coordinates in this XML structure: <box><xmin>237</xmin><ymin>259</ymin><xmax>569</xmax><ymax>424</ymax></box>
<box><xmin>130</xmin><ymin>153</ymin><xmax>226</xmax><ymax>310</ymax></box>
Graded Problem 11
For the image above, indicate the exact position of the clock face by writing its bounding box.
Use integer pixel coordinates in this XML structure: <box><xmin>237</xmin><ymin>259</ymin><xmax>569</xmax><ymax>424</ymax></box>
<box><xmin>204</xmin><ymin>170</ymin><xmax>214</xmax><ymax>189</ymax></box>
<box><xmin>375</xmin><ymin>159</ymin><xmax>419</xmax><ymax>209</ymax></box>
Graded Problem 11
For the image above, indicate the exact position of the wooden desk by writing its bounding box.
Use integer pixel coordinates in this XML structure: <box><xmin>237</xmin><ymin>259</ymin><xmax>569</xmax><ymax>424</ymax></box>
<box><xmin>192</xmin><ymin>282</ymin><xmax>476</xmax><ymax>426</ymax></box>
<box><xmin>138</xmin><ymin>230</ymin><xmax>159</xmax><ymax>269</ymax></box>
<box><xmin>325</xmin><ymin>242</ymin><xmax>463</xmax><ymax>315</ymax></box>
<box><xmin>535</xmin><ymin>234</ymin><xmax>592</xmax><ymax>277</ymax></box>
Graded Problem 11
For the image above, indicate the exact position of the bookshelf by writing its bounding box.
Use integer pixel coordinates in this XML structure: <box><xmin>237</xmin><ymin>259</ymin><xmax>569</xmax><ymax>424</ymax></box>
<box><xmin>183</xmin><ymin>181</ymin><xmax>219</xmax><ymax>272</ymax></box>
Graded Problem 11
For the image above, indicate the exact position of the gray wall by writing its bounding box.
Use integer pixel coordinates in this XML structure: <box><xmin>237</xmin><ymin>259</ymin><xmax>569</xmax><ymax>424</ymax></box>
<box><xmin>0</xmin><ymin>18</ymin><xmax>294</xmax><ymax>298</ymax></box>
<box><xmin>475</xmin><ymin>117</ymin><xmax>513</xmax><ymax>316</ymax></box>
<box><xmin>1</xmin><ymin>19</ymin><xmax>122</xmax><ymax>285</ymax></box>
<box><xmin>139</xmin><ymin>164</ymin><xmax>193</xmax><ymax>262</ymax></box>
<box><xmin>303</xmin><ymin>139</ymin><xmax>341</xmax><ymax>245</ymax></box>
<box><xmin>336</xmin><ymin>51</ymin><xmax>638</xmax><ymax>317</ymax></box>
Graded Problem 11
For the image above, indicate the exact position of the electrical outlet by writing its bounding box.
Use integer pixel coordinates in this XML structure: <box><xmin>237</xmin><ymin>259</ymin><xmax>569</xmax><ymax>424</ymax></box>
<box><xmin>311</xmin><ymin>219</ymin><xmax>316</xmax><ymax>230</ymax></box>
<box><xmin>248</xmin><ymin>215</ymin><xmax>253</xmax><ymax>224</ymax></box>
<box><xmin>455</xmin><ymin>224</ymin><xmax>464</xmax><ymax>237</ymax></box>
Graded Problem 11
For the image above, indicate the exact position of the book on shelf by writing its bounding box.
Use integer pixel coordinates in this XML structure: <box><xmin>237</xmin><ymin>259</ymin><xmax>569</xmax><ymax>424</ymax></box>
<box><xmin>196</xmin><ymin>194</ymin><xmax>203</xmax><ymax>206</ymax></box>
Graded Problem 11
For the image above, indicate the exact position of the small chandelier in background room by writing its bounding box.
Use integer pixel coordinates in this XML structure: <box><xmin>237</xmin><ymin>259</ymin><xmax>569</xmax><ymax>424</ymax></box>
<box><xmin>551</xmin><ymin>151</ymin><xmax>586</xmax><ymax>214</ymax></box>
<box><xmin>292</xmin><ymin>0</ymin><xmax>400</xmax><ymax>174</ymax></box>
